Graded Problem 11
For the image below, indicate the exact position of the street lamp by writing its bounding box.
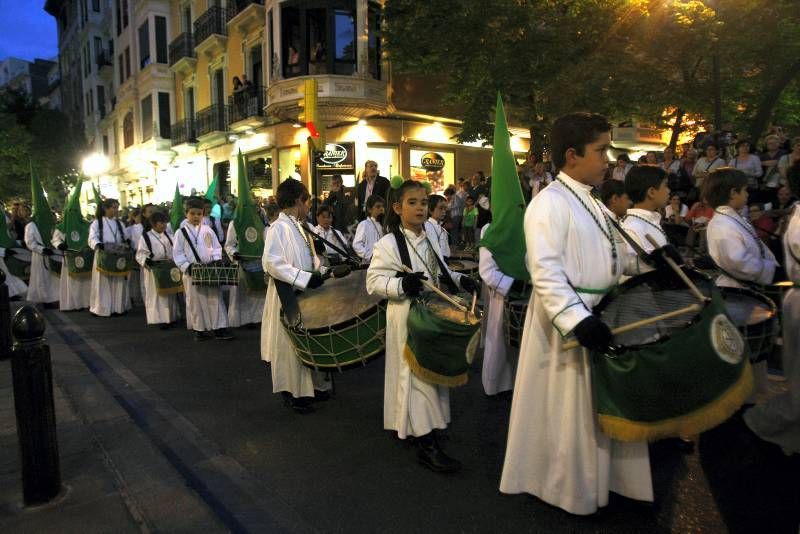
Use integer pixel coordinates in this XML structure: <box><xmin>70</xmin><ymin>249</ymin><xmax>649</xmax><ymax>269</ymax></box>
<box><xmin>81</xmin><ymin>153</ymin><xmax>110</xmax><ymax>203</ymax></box>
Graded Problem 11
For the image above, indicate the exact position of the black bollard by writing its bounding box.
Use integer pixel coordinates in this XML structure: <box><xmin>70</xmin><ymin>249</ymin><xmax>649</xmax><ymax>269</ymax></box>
<box><xmin>0</xmin><ymin>271</ymin><xmax>10</xmax><ymax>360</ymax></box>
<box><xmin>10</xmin><ymin>305</ymin><xmax>61</xmax><ymax>506</ymax></box>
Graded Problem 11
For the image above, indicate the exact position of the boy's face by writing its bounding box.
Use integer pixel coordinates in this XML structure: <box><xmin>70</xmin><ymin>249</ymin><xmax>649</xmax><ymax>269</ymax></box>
<box><xmin>431</xmin><ymin>201</ymin><xmax>447</xmax><ymax>222</ymax></box>
<box><xmin>152</xmin><ymin>221</ymin><xmax>166</xmax><ymax>233</ymax></box>
<box><xmin>295</xmin><ymin>195</ymin><xmax>311</xmax><ymax>220</ymax></box>
<box><xmin>729</xmin><ymin>187</ymin><xmax>749</xmax><ymax>210</ymax></box>
<box><xmin>106</xmin><ymin>203</ymin><xmax>119</xmax><ymax>218</ymax></box>
<box><xmin>568</xmin><ymin>132</ymin><xmax>611</xmax><ymax>186</ymax></box>
<box><xmin>394</xmin><ymin>188</ymin><xmax>428</xmax><ymax>229</ymax></box>
<box><xmin>465</xmin><ymin>198</ymin><xmax>475</xmax><ymax>209</ymax></box>
<box><xmin>649</xmin><ymin>179</ymin><xmax>671</xmax><ymax>209</ymax></box>
<box><xmin>317</xmin><ymin>211</ymin><xmax>332</xmax><ymax>229</ymax></box>
<box><xmin>369</xmin><ymin>202</ymin><xmax>385</xmax><ymax>219</ymax></box>
<box><xmin>609</xmin><ymin>193</ymin><xmax>631</xmax><ymax>219</ymax></box>
<box><xmin>187</xmin><ymin>207</ymin><xmax>204</xmax><ymax>225</ymax></box>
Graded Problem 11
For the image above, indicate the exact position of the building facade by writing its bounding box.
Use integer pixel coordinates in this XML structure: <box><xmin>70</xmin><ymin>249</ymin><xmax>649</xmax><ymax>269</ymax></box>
<box><xmin>0</xmin><ymin>57</ymin><xmax>58</xmax><ymax>102</ymax></box>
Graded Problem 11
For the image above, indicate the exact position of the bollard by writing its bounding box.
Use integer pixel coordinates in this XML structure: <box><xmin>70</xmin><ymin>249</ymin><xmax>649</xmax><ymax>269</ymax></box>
<box><xmin>10</xmin><ymin>305</ymin><xmax>61</xmax><ymax>506</ymax></box>
<box><xmin>0</xmin><ymin>271</ymin><xmax>10</xmax><ymax>360</ymax></box>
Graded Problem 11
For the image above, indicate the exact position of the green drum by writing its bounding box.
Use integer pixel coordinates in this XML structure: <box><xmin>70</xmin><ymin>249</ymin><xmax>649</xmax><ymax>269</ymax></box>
<box><xmin>149</xmin><ymin>260</ymin><xmax>184</xmax><ymax>296</ymax></box>
<box><xmin>96</xmin><ymin>246</ymin><xmax>134</xmax><ymax>276</ymax></box>
<box><xmin>283</xmin><ymin>270</ymin><xmax>386</xmax><ymax>371</ymax></box>
<box><xmin>238</xmin><ymin>260</ymin><xmax>266</xmax><ymax>292</ymax></box>
<box><xmin>591</xmin><ymin>269</ymin><xmax>753</xmax><ymax>442</ymax></box>
<box><xmin>4</xmin><ymin>248</ymin><xmax>31</xmax><ymax>281</ymax></box>
<box><xmin>403</xmin><ymin>294</ymin><xmax>481</xmax><ymax>387</ymax></box>
<box><xmin>66</xmin><ymin>248</ymin><xmax>94</xmax><ymax>277</ymax></box>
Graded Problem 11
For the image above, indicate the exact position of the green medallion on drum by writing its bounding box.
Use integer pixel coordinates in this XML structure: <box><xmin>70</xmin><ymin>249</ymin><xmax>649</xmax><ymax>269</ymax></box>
<box><xmin>149</xmin><ymin>261</ymin><xmax>184</xmax><ymax>295</ymax></box>
<box><xmin>66</xmin><ymin>248</ymin><xmax>94</xmax><ymax>277</ymax></box>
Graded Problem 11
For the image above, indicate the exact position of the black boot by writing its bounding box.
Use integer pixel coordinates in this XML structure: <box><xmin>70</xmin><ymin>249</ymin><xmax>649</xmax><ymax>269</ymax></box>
<box><xmin>282</xmin><ymin>392</ymin><xmax>314</xmax><ymax>414</ymax></box>
<box><xmin>416</xmin><ymin>433</ymin><xmax>461</xmax><ymax>473</ymax></box>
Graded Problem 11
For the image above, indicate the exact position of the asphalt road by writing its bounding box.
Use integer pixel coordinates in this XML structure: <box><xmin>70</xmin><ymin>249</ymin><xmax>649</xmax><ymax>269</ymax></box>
<box><xmin>44</xmin><ymin>305</ymin><xmax>799</xmax><ymax>533</ymax></box>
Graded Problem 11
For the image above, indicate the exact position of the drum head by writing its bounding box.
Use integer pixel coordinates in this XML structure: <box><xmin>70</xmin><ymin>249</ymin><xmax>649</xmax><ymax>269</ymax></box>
<box><xmin>718</xmin><ymin>287</ymin><xmax>776</xmax><ymax>327</ymax></box>
<box><xmin>297</xmin><ymin>270</ymin><xmax>383</xmax><ymax>329</ymax></box>
<box><xmin>448</xmin><ymin>260</ymin><xmax>478</xmax><ymax>273</ymax></box>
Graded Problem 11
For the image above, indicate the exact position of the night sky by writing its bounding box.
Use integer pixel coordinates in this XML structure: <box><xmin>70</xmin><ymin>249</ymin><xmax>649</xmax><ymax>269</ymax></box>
<box><xmin>0</xmin><ymin>1</ymin><xmax>58</xmax><ymax>62</ymax></box>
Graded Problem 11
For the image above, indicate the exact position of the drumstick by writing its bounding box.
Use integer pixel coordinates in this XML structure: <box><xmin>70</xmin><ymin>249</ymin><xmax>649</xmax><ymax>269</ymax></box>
<box><xmin>645</xmin><ymin>234</ymin><xmax>707</xmax><ymax>304</ymax></box>
<box><xmin>470</xmin><ymin>291</ymin><xmax>478</xmax><ymax>316</ymax></box>
<box><xmin>562</xmin><ymin>303</ymin><xmax>702</xmax><ymax>351</ymax></box>
<box><xmin>400</xmin><ymin>265</ymin><xmax>467</xmax><ymax>312</ymax></box>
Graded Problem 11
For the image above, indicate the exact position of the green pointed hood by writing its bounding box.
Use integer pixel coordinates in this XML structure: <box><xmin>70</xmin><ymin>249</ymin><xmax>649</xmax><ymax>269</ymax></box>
<box><xmin>30</xmin><ymin>165</ymin><xmax>56</xmax><ymax>248</ymax></box>
<box><xmin>478</xmin><ymin>93</ymin><xmax>528</xmax><ymax>281</ymax></box>
<box><xmin>63</xmin><ymin>178</ymin><xmax>90</xmax><ymax>250</ymax></box>
<box><xmin>170</xmin><ymin>184</ymin><xmax>184</xmax><ymax>231</ymax></box>
<box><xmin>233</xmin><ymin>150</ymin><xmax>265</xmax><ymax>259</ymax></box>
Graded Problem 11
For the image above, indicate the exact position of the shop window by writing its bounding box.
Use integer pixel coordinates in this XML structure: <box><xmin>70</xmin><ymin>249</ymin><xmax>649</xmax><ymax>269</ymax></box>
<box><xmin>246</xmin><ymin>152</ymin><xmax>273</xmax><ymax>192</ymax></box>
<box><xmin>123</xmin><ymin>111</ymin><xmax>134</xmax><ymax>148</ymax></box>
<box><xmin>410</xmin><ymin>148</ymin><xmax>455</xmax><ymax>194</ymax></box>
<box><xmin>367</xmin><ymin>145</ymin><xmax>399</xmax><ymax>184</ymax></box>
<box><xmin>278</xmin><ymin>147</ymin><xmax>301</xmax><ymax>183</ymax></box>
<box><xmin>141</xmin><ymin>94</ymin><xmax>153</xmax><ymax>141</ymax></box>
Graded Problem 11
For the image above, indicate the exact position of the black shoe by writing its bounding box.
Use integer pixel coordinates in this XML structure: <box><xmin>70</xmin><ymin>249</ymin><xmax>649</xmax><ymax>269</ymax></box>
<box><xmin>214</xmin><ymin>328</ymin><xmax>234</xmax><ymax>340</ymax></box>
<box><xmin>194</xmin><ymin>330</ymin><xmax>213</xmax><ymax>341</ymax></box>
<box><xmin>159</xmin><ymin>323</ymin><xmax>172</xmax><ymax>330</ymax></box>
<box><xmin>416</xmin><ymin>433</ymin><xmax>461</xmax><ymax>473</ymax></box>
<box><xmin>313</xmin><ymin>390</ymin><xmax>331</xmax><ymax>402</ymax></box>
<box><xmin>44</xmin><ymin>302</ymin><xmax>59</xmax><ymax>309</ymax></box>
<box><xmin>282</xmin><ymin>393</ymin><xmax>314</xmax><ymax>414</ymax></box>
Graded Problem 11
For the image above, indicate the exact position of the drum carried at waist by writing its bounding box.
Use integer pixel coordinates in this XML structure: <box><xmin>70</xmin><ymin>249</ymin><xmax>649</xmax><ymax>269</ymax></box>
<box><xmin>591</xmin><ymin>269</ymin><xmax>753</xmax><ymax>442</ymax></box>
<box><xmin>148</xmin><ymin>260</ymin><xmax>184</xmax><ymax>295</ymax></box>
<box><xmin>65</xmin><ymin>248</ymin><xmax>94</xmax><ymax>277</ymax></box>
<box><xmin>4</xmin><ymin>248</ymin><xmax>31</xmax><ymax>281</ymax></box>
<box><xmin>282</xmin><ymin>269</ymin><xmax>386</xmax><ymax>371</ymax></box>
<box><xmin>403</xmin><ymin>293</ymin><xmax>481</xmax><ymax>387</ymax></box>
<box><xmin>504</xmin><ymin>285</ymin><xmax>532</xmax><ymax>349</ymax></box>
<box><xmin>718</xmin><ymin>286</ymin><xmax>777</xmax><ymax>363</ymax></box>
<box><xmin>96</xmin><ymin>245</ymin><xmax>134</xmax><ymax>276</ymax></box>
<box><xmin>447</xmin><ymin>259</ymin><xmax>478</xmax><ymax>277</ymax></box>
<box><xmin>191</xmin><ymin>261</ymin><xmax>238</xmax><ymax>287</ymax></box>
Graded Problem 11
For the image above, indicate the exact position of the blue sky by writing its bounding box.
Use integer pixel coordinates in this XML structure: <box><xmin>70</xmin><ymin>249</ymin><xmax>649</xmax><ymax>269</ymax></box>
<box><xmin>0</xmin><ymin>1</ymin><xmax>58</xmax><ymax>62</ymax></box>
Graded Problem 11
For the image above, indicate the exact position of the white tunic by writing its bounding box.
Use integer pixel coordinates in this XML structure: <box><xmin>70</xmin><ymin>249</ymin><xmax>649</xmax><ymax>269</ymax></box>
<box><xmin>52</xmin><ymin>228</ymin><xmax>90</xmax><ymax>311</ymax></box>
<box><xmin>352</xmin><ymin>217</ymin><xmax>384</xmax><ymax>263</ymax></box>
<box><xmin>203</xmin><ymin>215</ymin><xmax>225</xmax><ymax>244</ymax></box>
<box><xmin>744</xmin><ymin>206</ymin><xmax>800</xmax><ymax>454</ymax></box>
<box><xmin>224</xmin><ymin>224</ymin><xmax>264</xmax><ymax>328</ymax></box>
<box><xmin>261</xmin><ymin>213</ymin><xmax>329</xmax><ymax>396</ymax></box>
<box><xmin>24</xmin><ymin>222</ymin><xmax>59</xmax><ymax>304</ymax></box>
<box><xmin>0</xmin><ymin>246</ymin><xmax>27</xmax><ymax>299</ymax></box>
<box><xmin>136</xmin><ymin>230</ymin><xmax>181</xmax><ymax>325</ymax></box>
<box><xmin>707</xmin><ymin>206</ymin><xmax>778</xmax><ymax>289</ymax></box>
<box><xmin>424</xmin><ymin>218</ymin><xmax>450</xmax><ymax>258</ymax></box>
<box><xmin>366</xmin><ymin>228</ymin><xmax>463</xmax><ymax>439</ymax></box>
<box><xmin>478</xmin><ymin>224</ymin><xmax>515</xmax><ymax>396</ymax></box>
<box><xmin>125</xmin><ymin>223</ymin><xmax>145</xmax><ymax>303</ymax></box>
<box><xmin>499</xmin><ymin>172</ymin><xmax>653</xmax><ymax>516</ymax></box>
<box><xmin>88</xmin><ymin>218</ymin><xmax>131</xmax><ymax>316</ymax></box>
<box><xmin>312</xmin><ymin>225</ymin><xmax>349</xmax><ymax>257</ymax></box>
<box><xmin>620</xmin><ymin>208</ymin><xmax>668</xmax><ymax>275</ymax></box>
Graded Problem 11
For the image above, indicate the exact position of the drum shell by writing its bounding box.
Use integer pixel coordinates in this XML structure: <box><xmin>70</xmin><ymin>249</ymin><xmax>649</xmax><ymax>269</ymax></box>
<box><xmin>148</xmin><ymin>261</ymin><xmax>184</xmax><ymax>295</ymax></box>
<box><xmin>96</xmin><ymin>248</ymin><xmax>134</xmax><ymax>276</ymax></box>
<box><xmin>719</xmin><ymin>287</ymin><xmax>778</xmax><ymax>363</ymax></box>
<box><xmin>66</xmin><ymin>248</ymin><xmax>94</xmax><ymax>277</ymax></box>
<box><xmin>503</xmin><ymin>297</ymin><xmax>529</xmax><ymax>348</ymax></box>
<box><xmin>190</xmin><ymin>263</ymin><xmax>238</xmax><ymax>287</ymax></box>
<box><xmin>47</xmin><ymin>255</ymin><xmax>63</xmax><ymax>275</ymax></box>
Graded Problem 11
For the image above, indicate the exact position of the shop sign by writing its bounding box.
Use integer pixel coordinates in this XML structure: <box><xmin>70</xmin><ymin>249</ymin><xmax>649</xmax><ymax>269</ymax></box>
<box><xmin>420</xmin><ymin>152</ymin><xmax>445</xmax><ymax>170</ymax></box>
<box><xmin>316</xmin><ymin>142</ymin><xmax>355</xmax><ymax>170</ymax></box>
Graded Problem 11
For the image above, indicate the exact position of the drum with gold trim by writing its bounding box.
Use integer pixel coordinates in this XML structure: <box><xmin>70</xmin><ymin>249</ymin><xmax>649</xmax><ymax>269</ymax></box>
<box><xmin>96</xmin><ymin>245</ymin><xmax>134</xmax><ymax>276</ymax></box>
<box><xmin>149</xmin><ymin>260</ymin><xmax>184</xmax><ymax>295</ymax></box>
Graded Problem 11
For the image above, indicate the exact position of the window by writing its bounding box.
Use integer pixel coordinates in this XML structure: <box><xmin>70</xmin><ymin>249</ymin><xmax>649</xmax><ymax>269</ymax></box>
<box><xmin>124</xmin><ymin>47</ymin><xmax>131</xmax><ymax>78</ymax></box>
<box><xmin>307</xmin><ymin>8</ymin><xmax>327</xmax><ymax>74</ymax></box>
<box><xmin>81</xmin><ymin>0</ymin><xmax>88</xmax><ymax>23</ymax></box>
<box><xmin>122</xmin><ymin>0</ymin><xmax>129</xmax><ymax>28</ymax></box>
<box><xmin>118</xmin><ymin>53</ymin><xmax>124</xmax><ymax>84</ymax></box>
<box><xmin>94</xmin><ymin>36</ymin><xmax>102</xmax><ymax>63</ymax></box>
<box><xmin>102</xmin><ymin>134</ymin><xmax>109</xmax><ymax>154</ymax></box>
<box><xmin>139</xmin><ymin>20</ymin><xmax>151</xmax><ymax>69</ymax></box>
<box><xmin>280</xmin><ymin>1</ymin><xmax>357</xmax><ymax>77</ymax></box>
<box><xmin>184</xmin><ymin>87</ymin><xmax>195</xmax><ymax>118</ymax></box>
<box><xmin>113</xmin><ymin>120</ymin><xmax>120</xmax><ymax>153</ymax></box>
<box><xmin>334</xmin><ymin>9</ymin><xmax>355</xmax><ymax>75</ymax></box>
<box><xmin>141</xmin><ymin>95</ymin><xmax>153</xmax><ymax>141</ymax></box>
<box><xmin>123</xmin><ymin>111</ymin><xmax>134</xmax><ymax>148</ymax></box>
<box><xmin>97</xmin><ymin>85</ymin><xmax>105</xmax><ymax>118</ymax></box>
<box><xmin>368</xmin><ymin>2</ymin><xmax>381</xmax><ymax>80</ymax></box>
<box><xmin>88</xmin><ymin>88</ymin><xmax>94</xmax><ymax>114</ymax></box>
<box><xmin>158</xmin><ymin>92</ymin><xmax>171</xmax><ymax>138</ymax></box>
<box><xmin>281</xmin><ymin>5</ymin><xmax>300</xmax><ymax>77</ymax></box>
<box><xmin>268</xmin><ymin>9</ymin><xmax>273</xmax><ymax>81</ymax></box>
<box><xmin>115</xmin><ymin>0</ymin><xmax>121</xmax><ymax>35</ymax></box>
<box><xmin>182</xmin><ymin>5</ymin><xmax>192</xmax><ymax>33</ymax></box>
<box><xmin>92</xmin><ymin>0</ymin><xmax>100</xmax><ymax>12</ymax></box>
<box><xmin>155</xmin><ymin>16</ymin><xmax>168</xmax><ymax>64</ymax></box>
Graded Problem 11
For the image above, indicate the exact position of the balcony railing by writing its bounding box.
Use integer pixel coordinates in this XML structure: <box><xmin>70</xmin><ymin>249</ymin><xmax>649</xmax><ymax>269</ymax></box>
<box><xmin>227</xmin><ymin>0</ymin><xmax>264</xmax><ymax>18</ymax></box>
<box><xmin>168</xmin><ymin>32</ymin><xmax>195</xmax><ymax>67</ymax></box>
<box><xmin>228</xmin><ymin>86</ymin><xmax>266</xmax><ymax>124</ymax></box>
<box><xmin>170</xmin><ymin>119</ymin><xmax>197</xmax><ymax>146</ymax></box>
<box><xmin>194</xmin><ymin>6</ymin><xmax>228</xmax><ymax>45</ymax></box>
<box><xmin>195</xmin><ymin>104</ymin><xmax>229</xmax><ymax>137</ymax></box>
<box><xmin>95</xmin><ymin>49</ymin><xmax>113</xmax><ymax>69</ymax></box>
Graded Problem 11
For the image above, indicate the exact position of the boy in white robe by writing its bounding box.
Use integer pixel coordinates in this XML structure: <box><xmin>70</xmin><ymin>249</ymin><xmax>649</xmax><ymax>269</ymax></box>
<box><xmin>312</xmin><ymin>205</ymin><xmax>350</xmax><ymax>264</ymax></box>
<box><xmin>136</xmin><ymin>211</ymin><xmax>181</xmax><ymax>328</ymax></box>
<box><xmin>500</xmin><ymin>113</ymin><xmax>655</xmax><ymax>515</ymax></box>
<box><xmin>706</xmin><ymin>168</ymin><xmax>779</xmax><ymax>399</ymax></box>
<box><xmin>125</xmin><ymin>209</ymin><xmax>144</xmax><ymax>304</ymax></box>
<box><xmin>24</xmin><ymin>221</ymin><xmax>60</xmax><ymax>306</ymax></box>
<box><xmin>224</xmin><ymin>222</ymin><xmax>264</xmax><ymax>328</ymax></box>
<box><xmin>352</xmin><ymin>195</ymin><xmax>385</xmax><ymax>263</ymax></box>
<box><xmin>261</xmin><ymin>179</ymin><xmax>331</xmax><ymax>413</ymax></box>
<box><xmin>621</xmin><ymin>165</ymin><xmax>672</xmax><ymax>274</ymax></box>
<box><xmin>88</xmin><ymin>199</ymin><xmax>131</xmax><ymax>316</ymax></box>
<box><xmin>52</xmin><ymin>228</ymin><xmax>90</xmax><ymax>310</ymax></box>
<box><xmin>424</xmin><ymin>195</ymin><xmax>450</xmax><ymax>259</ymax></box>
<box><xmin>173</xmin><ymin>198</ymin><xmax>233</xmax><ymax>341</ymax></box>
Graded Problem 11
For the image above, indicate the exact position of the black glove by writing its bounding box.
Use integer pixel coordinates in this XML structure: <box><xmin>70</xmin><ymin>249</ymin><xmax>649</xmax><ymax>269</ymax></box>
<box><xmin>306</xmin><ymin>271</ymin><xmax>325</xmax><ymax>289</ymax></box>
<box><xmin>510</xmin><ymin>279</ymin><xmax>528</xmax><ymax>294</ymax></box>
<box><xmin>644</xmin><ymin>244</ymin><xmax>683</xmax><ymax>271</ymax></box>
<box><xmin>144</xmin><ymin>258</ymin><xmax>154</xmax><ymax>267</ymax></box>
<box><xmin>232</xmin><ymin>252</ymin><xmax>242</xmax><ymax>261</ymax></box>
<box><xmin>57</xmin><ymin>243</ymin><xmax>68</xmax><ymax>251</ymax></box>
<box><xmin>401</xmin><ymin>271</ymin><xmax>427</xmax><ymax>297</ymax></box>
<box><xmin>41</xmin><ymin>247</ymin><xmax>54</xmax><ymax>256</ymax></box>
<box><xmin>460</xmin><ymin>275</ymin><xmax>479</xmax><ymax>294</ymax></box>
<box><xmin>95</xmin><ymin>243</ymin><xmax>105</xmax><ymax>251</ymax></box>
<box><xmin>4</xmin><ymin>248</ymin><xmax>15</xmax><ymax>258</ymax></box>
<box><xmin>573</xmin><ymin>315</ymin><xmax>613</xmax><ymax>352</ymax></box>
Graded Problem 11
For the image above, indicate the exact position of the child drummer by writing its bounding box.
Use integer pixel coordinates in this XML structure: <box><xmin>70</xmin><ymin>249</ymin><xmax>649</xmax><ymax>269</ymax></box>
<box><xmin>621</xmin><ymin>165</ymin><xmax>673</xmax><ymax>273</ymax></box>
<box><xmin>353</xmin><ymin>195</ymin><xmax>385</xmax><ymax>264</ymax></box>
<box><xmin>367</xmin><ymin>179</ymin><xmax>478</xmax><ymax>473</ymax></box>
<box><xmin>261</xmin><ymin>179</ymin><xmax>331</xmax><ymax>414</ymax></box>
<box><xmin>425</xmin><ymin>194</ymin><xmax>450</xmax><ymax>260</ymax></box>
<box><xmin>136</xmin><ymin>211</ymin><xmax>181</xmax><ymax>329</ymax></box>
<box><xmin>313</xmin><ymin>205</ymin><xmax>351</xmax><ymax>265</ymax></box>
<box><xmin>173</xmin><ymin>197</ymin><xmax>233</xmax><ymax>341</ymax></box>
<box><xmin>88</xmin><ymin>199</ymin><xmax>131</xmax><ymax>316</ymax></box>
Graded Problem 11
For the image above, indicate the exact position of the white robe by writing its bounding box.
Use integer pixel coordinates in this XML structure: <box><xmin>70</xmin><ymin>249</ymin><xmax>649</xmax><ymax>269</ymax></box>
<box><xmin>478</xmin><ymin>225</ymin><xmax>515</xmax><ymax>396</ymax></box>
<box><xmin>499</xmin><ymin>172</ymin><xmax>653</xmax><ymax>516</ymax></box>
<box><xmin>136</xmin><ymin>230</ymin><xmax>181</xmax><ymax>325</ymax></box>
<box><xmin>24</xmin><ymin>222</ymin><xmax>59</xmax><ymax>304</ymax></box>
<box><xmin>620</xmin><ymin>208</ymin><xmax>668</xmax><ymax>275</ymax></box>
<box><xmin>312</xmin><ymin>225</ymin><xmax>349</xmax><ymax>258</ymax></box>
<box><xmin>261</xmin><ymin>212</ymin><xmax>329</xmax><ymax>396</ymax></box>
<box><xmin>224</xmin><ymin>224</ymin><xmax>264</xmax><ymax>328</ymax></box>
<box><xmin>125</xmin><ymin>223</ymin><xmax>145</xmax><ymax>303</ymax></box>
<box><xmin>203</xmin><ymin>215</ymin><xmax>225</xmax><ymax>245</ymax></box>
<box><xmin>52</xmin><ymin>228</ymin><xmax>90</xmax><ymax>311</ymax></box>
<box><xmin>0</xmin><ymin>247</ymin><xmax>27</xmax><ymax>299</ymax></box>
<box><xmin>744</xmin><ymin>206</ymin><xmax>800</xmax><ymax>454</ymax></box>
<box><xmin>424</xmin><ymin>218</ymin><xmax>450</xmax><ymax>258</ymax></box>
<box><xmin>88</xmin><ymin>218</ymin><xmax>131</xmax><ymax>316</ymax></box>
<box><xmin>173</xmin><ymin>223</ymin><xmax>228</xmax><ymax>332</ymax></box>
<box><xmin>366</xmin><ymin>228</ymin><xmax>463</xmax><ymax>439</ymax></box>
<box><xmin>352</xmin><ymin>217</ymin><xmax>384</xmax><ymax>263</ymax></box>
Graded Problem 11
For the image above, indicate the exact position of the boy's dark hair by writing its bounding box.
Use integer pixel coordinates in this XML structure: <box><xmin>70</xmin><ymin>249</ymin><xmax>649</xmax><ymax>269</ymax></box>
<box><xmin>276</xmin><ymin>178</ymin><xmax>309</xmax><ymax>209</ymax></box>
<box><xmin>428</xmin><ymin>194</ymin><xmax>446</xmax><ymax>215</ymax></box>
<box><xmin>464</xmin><ymin>195</ymin><xmax>476</xmax><ymax>204</ymax></box>
<box><xmin>703</xmin><ymin>167</ymin><xmax>748</xmax><ymax>208</ymax></box>
<box><xmin>550</xmin><ymin>113</ymin><xmax>612</xmax><ymax>169</ymax></box>
<box><xmin>95</xmin><ymin>198</ymin><xmax>119</xmax><ymax>220</ymax></box>
<box><xmin>366</xmin><ymin>194</ymin><xmax>384</xmax><ymax>211</ymax></box>
<box><xmin>617</xmin><ymin>153</ymin><xmax>631</xmax><ymax>163</ymax></box>
<box><xmin>600</xmin><ymin>179</ymin><xmax>626</xmax><ymax>205</ymax></box>
<box><xmin>149</xmin><ymin>211</ymin><xmax>168</xmax><ymax>224</ymax></box>
<box><xmin>185</xmin><ymin>197</ymin><xmax>205</xmax><ymax>211</ymax></box>
<box><xmin>316</xmin><ymin>204</ymin><xmax>331</xmax><ymax>217</ymax></box>
<box><xmin>705</xmin><ymin>142</ymin><xmax>719</xmax><ymax>152</ymax></box>
<box><xmin>385</xmin><ymin>181</ymin><xmax>426</xmax><ymax>233</ymax></box>
<box><xmin>625</xmin><ymin>165</ymin><xmax>667</xmax><ymax>204</ymax></box>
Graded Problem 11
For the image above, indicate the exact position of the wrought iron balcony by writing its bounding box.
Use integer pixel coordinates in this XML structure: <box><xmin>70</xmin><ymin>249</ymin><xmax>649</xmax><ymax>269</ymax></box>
<box><xmin>170</xmin><ymin>119</ymin><xmax>197</xmax><ymax>146</ymax></box>
<box><xmin>169</xmin><ymin>32</ymin><xmax>195</xmax><ymax>67</ymax></box>
<box><xmin>227</xmin><ymin>0</ymin><xmax>264</xmax><ymax>18</ymax></box>
<box><xmin>228</xmin><ymin>86</ymin><xmax>266</xmax><ymax>125</ymax></box>
<box><xmin>194</xmin><ymin>6</ymin><xmax>228</xmax><ymax>46</ymax></box>
<box><xmin>195</xmin><ymin>104</ymin><xmax>229</xmax><ymax>138</ymax></box>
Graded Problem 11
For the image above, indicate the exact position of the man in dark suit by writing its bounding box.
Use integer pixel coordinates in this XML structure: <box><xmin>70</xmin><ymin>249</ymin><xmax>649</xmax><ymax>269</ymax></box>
<box><xmin>323</xmin><ymin>174</ymin><xmax>354</xmax><ymax>232</ymax></box>
<box><xmin>356</xmin><ymin>160</ymin><xmax>390</xmax><ymax>220</ymax></box>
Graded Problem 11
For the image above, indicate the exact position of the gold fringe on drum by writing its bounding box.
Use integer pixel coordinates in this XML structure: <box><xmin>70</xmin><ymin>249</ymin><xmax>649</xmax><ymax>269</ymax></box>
<box><xmin>403</xmin><ymin>345</ymin><xmax>469</xmax><ymax>388</ymax></box>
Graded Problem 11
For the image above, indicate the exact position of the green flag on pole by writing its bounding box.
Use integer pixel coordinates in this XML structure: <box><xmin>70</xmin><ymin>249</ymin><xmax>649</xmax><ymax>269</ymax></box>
<box><xmin>30</xmin><ymin>164</ymin><xmax>56</xmax><ymax>248</ymax></box>
<box><xmin>92</xmin><ymin>182</ymin><xmax>102</xmax><ymax>206</ymax></box>
<box><xmin>233</xmin><ymin>150</ymin><xmax>265</xmax><ymax>259</ymax></box>
<box><xmin>170</xmin><ymin>183</ymin><xmax>184</xmax><ymax>232</ymax></box>
<box><xmin>478</xmin><ymin>93</ymin><xmax>528</xmax><ymax>281</ymax></box>
<box><xmin>206</xmin><ymin>171</ymin><xmax>222</xmax><ymax>219</ymax></box>
<box><xmin>64</xmin><ymin>178</ymin><xmax>89</xmax><ymax>250</ymax></box>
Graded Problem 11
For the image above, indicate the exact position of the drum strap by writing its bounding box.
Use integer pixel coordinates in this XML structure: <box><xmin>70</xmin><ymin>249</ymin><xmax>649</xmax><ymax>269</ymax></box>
<box><xmin>180</xmin><ymin>227</ymin><xmax>203</xmax><ymax>264</ymax></box>
<box><xmin>143</xmin><ymin>231</ymin><xmax>172</xmax><ymax>258</ymax></box>
<box><xmin>392</xmin><ymin>229</ymin><xmax>459</xmax><ymax>294</ymax></box>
